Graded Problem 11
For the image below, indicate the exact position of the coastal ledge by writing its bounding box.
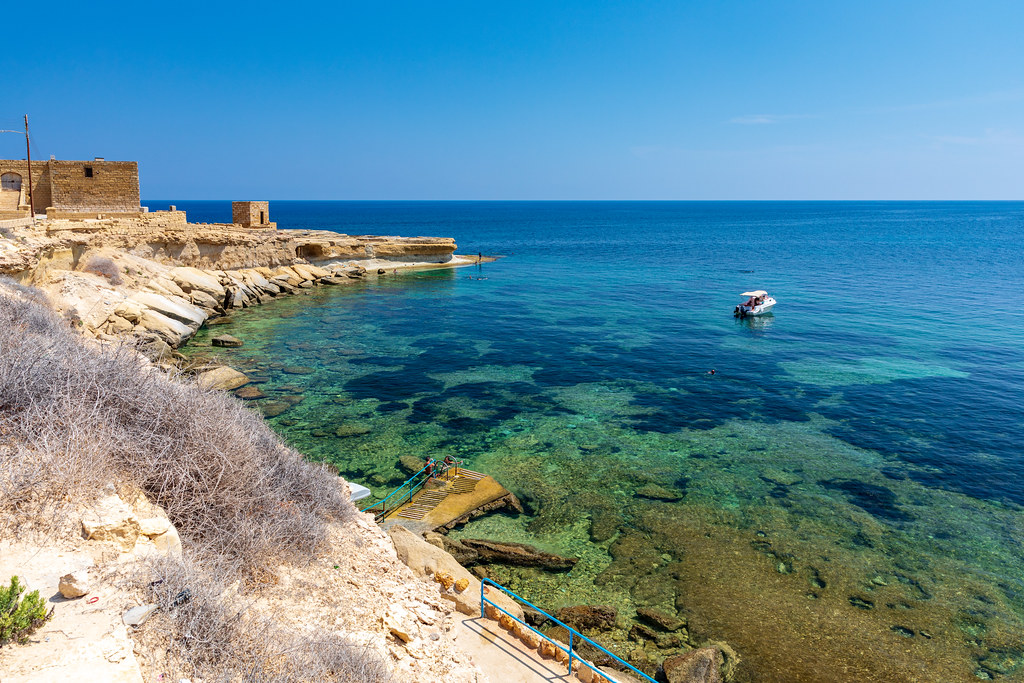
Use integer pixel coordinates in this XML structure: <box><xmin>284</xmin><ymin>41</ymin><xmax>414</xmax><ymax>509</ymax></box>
<box><xmin>0</xmin><ymin>215</ymin><xmax>475</xmax><ymax>351</ymax></box>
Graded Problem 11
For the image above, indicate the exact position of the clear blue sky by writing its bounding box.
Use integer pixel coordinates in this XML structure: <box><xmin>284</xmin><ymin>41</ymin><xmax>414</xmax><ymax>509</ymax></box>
<box><xmin>1</xmin><ymin>1</ymin><xmax>1022</xmax><ymax>199</ymax></box>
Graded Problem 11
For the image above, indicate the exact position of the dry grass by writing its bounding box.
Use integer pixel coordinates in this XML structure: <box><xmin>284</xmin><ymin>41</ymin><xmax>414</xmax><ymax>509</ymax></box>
<box><xmin>0</xmin><ymin>278</ymin><xmax>352</xmax><ymax>572</ymax></box>
<box><xmin>0</xmin><ymin>279</ymin><xmax>386</xmax><ymax>680</ymax></box>
<box><xmin>82</xmin><ymin>255</ymin><xmax>124</xmax><ymax>285</ymax></box>
<box><xmin>139</xmin><ymin>555</ymin><xmax>393</xmax><ymax>683</ymax></box>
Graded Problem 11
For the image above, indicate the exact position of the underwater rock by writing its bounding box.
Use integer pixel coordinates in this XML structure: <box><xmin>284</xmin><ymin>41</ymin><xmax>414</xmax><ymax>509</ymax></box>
<box><xmin>637</xmin><ymin>483</ymin><xmax>684</xmax><ymax>501</ymax></box>
<box><xmin>595</xmin><ymin>532</ymin><xmax>663</xmax><ymax>588</ymax></box>
<box><xmin>399</xmin><ymin>455</ymin><xmax>424</xmax><ymax>474</ymax></box>
<box><xmin>234</xmin><ymin>386</ymin><xmax>266</xmax><ymax>400</ymax></box>
<box><xmin>628</xmin><ymin>622</ymin><xmax>659</xmax><ymax>643</ymax></box>
<box><xmin>260</xmin><ymin>401</ymin><xmax>290</xmax><ymax>417</ymax></box>
<box><xmin>589</xmin><ymin>509</ymin><xmax>621</xmax><ymax>543</ymax></box>
<box><xmin>663</xmin><ymin>647</ymin><xmax>723</xmax><ymax>683</ymax></box>
<box><xmin>335</xmin><ymin>424</ymin><xmax>372</xmax><ymax>438</ymax></box>
<box><xmin>282</xmin><ymin>365</ymin><xmax>314</xmax><ymax>375</ymax></box>
<box><xmin>556</xmin><ymin>604</ymin><xmax>617</xmax><ymax>632</ymax></box>
<box><xmin>636</xmin><ymin>606</ymin><xmax>684</xmax><ymax>632</ymax></box>
<box><xmin>458</xmin><ymin>538</ymin><xmax>578</xmax><ymax>571</ymax></box>
<box><xmin>211</xmin><ymin>334</ymin><xmax>243</xmax><ymax>347</ymax></box>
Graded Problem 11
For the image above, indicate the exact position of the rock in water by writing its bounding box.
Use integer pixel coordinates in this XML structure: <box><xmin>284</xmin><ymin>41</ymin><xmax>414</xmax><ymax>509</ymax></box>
<box><xmin>663</xmin><ymin>647</ymin><xmax>723</xmax><ymax>683</ymax></box>
<box><xmin>335</xmin><ymin>424</ymin><xmax>371</xmax><ymax>438</ymax></box>
<box><xmin>58</xmin><ymin>569</ymin><xmax>91</xmax><ymax>598</ymax></box>
<box><xmin>235</xmin><ymin>386</ymin><xmax>266</xmax><ymax>400</ymax></box>
<box><xmin>555</xmin><ymin>605</ymin><xmax>618</xmax><ymax>632</ymax></box>
<box><xmin>196</xmin><ymin>366</ymin><xmax>250</xmax><ymax>390</ymax></box>
<box><xmin>636</xmin><ymin>606</ymin><xmax>684</xmax><ymax>632</ymax></box>
<box><xmin>211</xmin><ymin>334</ymin><xmax>243</xmax><ymax>347</ymax></box>
<box><xmin>458</xmin><ymin>538</ymin><xmax>578</xmax><ymax>571</ymax></box>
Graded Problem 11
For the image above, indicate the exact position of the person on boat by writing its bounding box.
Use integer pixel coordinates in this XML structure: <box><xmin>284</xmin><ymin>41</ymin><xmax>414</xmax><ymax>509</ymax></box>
<box><xmin>744</xmin><ymin>295</ymin><xmax>757</xmax><ymax>308</ymax></box>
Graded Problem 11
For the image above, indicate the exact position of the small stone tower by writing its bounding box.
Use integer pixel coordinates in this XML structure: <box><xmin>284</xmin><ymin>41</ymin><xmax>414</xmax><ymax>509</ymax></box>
<box><xmin>232</xmin><ymin>201</ymin><xmax>275</xmax><ymax>229</ymax></box>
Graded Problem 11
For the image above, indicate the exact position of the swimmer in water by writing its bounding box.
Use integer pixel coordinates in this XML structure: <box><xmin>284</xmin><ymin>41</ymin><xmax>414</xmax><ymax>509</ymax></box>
<box><xmin>708</xmin><ymin>369</ymin><xmax>716</xmax><ymax>375</ymax></box>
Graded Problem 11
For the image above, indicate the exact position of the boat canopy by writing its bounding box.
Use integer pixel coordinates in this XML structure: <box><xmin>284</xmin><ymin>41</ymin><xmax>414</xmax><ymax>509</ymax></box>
<box><xmin>740</xmin><ymin>290</ymin><xmax>768</xmax><ymax>297</ymax></box>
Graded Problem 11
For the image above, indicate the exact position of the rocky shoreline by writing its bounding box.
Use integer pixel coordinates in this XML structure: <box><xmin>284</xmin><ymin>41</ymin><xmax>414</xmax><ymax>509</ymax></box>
<box><xmin>0</xmin><ymin>215</ymin><xmax>736</xmax><ymax>683</ymax></box>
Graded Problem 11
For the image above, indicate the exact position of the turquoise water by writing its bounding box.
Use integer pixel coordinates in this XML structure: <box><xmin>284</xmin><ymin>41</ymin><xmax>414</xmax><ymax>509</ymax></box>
<box><xmin>174</xmin><ymin>201</ymin><xmax>1024</xmax><ymax>682</ymax></box>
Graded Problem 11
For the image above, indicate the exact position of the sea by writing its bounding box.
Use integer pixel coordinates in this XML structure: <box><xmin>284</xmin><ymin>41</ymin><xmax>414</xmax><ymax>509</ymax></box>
<box><xmin>164</xmin><ymin>200</ymin><xmax>1024</xmax><ymax>682</ymax></box>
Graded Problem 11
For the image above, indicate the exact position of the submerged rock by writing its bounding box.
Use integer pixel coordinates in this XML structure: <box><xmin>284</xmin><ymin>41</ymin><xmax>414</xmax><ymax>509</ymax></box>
<box><xmin>211</xmin><ymin>334</ymin><xmax>244</xmax><ymax>347</ymax></box>
<box><xmin>235</xmin><ymin>386</ymin><xmax>266</xmax><ymax>400</ymax></box>
<box><xmin>196</xmin><ymin>366</ymin><xmax>249</xmax><ymax>391</ymax></box>
<box><xmin>636</xmin><ymin>606</ymin><xmax>684</xmax><ymax>632</ymax></box>
<box><xmin>261</xmin><ymin>401</ymin><xmax>291</xmax><ymax>417</ymax></box>
<box><xmin>555</xmin><ymin>604</ymin><xmax>617</xmax><ymax>632</ymax></box>
<box><xmin>458</xmin><ymin>538</ymin><xmax>578</xmax><ymax>571</ymax></box>
<box><xmin>335</xmin><ymin>424</ymin><xmax>371</xmax><ymax>438</ymax></box>
<box><xmin>636</xmin><ymin>483</ymin><xmax>684</xmax><ymax>501</ymax></box>
<box><xmin>663</xmin><ymin>647</ymin><xmax>723</xmax><ymax>683</ymax></box>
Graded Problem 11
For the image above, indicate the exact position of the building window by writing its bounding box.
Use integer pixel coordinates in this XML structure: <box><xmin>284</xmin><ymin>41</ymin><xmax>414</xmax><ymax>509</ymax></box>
<box><xmin>84</xmin><ymin>167</ymin><xmax>93</xmax><ymax>178</ymax></box>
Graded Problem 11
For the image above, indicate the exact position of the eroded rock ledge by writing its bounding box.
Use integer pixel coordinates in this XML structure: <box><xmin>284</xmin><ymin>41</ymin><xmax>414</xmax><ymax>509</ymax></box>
<box><xmin>0</xmin><ymin>216</ymin><xmax>470</xmax><ymax>351</ymax></box>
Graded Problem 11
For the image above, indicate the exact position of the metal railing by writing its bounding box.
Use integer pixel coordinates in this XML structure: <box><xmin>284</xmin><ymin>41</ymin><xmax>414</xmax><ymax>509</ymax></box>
<box><xmin>358</xmin><ymin>465</ymin><xmax>430</xmax><ymax>522</ymax></box>
<box><xmin>480</xmin><ymin>578</ymin><xmax>657</xmax><ymax>683</ymax></box>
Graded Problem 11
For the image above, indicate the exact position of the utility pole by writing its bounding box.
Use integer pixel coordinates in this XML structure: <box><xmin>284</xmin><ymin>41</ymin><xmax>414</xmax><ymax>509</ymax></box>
<box><xmin>24</xmin><ymin>115</ymin><xmax>34</xmax><ymax>217</ymax></box>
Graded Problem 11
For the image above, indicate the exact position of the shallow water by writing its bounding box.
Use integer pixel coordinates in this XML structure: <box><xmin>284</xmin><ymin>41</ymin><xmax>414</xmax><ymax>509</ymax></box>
<box><xmin>175</xmin><ymin>201</ymin><xmax>1024</xmax><ymax>681</ymax></box>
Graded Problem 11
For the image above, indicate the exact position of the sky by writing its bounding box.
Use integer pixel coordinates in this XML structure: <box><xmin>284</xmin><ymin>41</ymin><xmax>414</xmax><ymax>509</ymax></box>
<box><xmin>1</xmin><ymin>1</ymin><xmax>1022</xmax><ymax>200</ymax></box>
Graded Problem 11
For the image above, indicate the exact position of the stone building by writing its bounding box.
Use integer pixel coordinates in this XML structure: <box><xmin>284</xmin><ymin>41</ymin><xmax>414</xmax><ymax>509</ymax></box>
<box><xmin>232</xmin><ymin>201</ymin><xmax>276</xmax><ymax>229</ymax></box>
<box><xmin>0</xmin><ymin>158</ymin><xmax>140</xmax><ymax>218</ymax></box>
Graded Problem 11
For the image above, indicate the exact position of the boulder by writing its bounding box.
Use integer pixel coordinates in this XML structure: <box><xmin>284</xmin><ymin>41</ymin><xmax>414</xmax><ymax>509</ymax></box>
<box><xmin>169</xmin><ymin>267</ymin><xmax>226</xmax><ymax>299</ymax></box>
<box><xmin>105</xmin><ymin>314</ymin><xmax>134</xmax><ymax>334</ymax></box>
<box><xmin>58</xmin><ymin>569</ymin><xmax>91</xmax><ymax>599</ymax></box>
<box><xmin>459</xmin><ymin>538</ymin><xmax>578</xmax><ymax>571</ymax></box>
<box><xmin>636</xmin><ymin>607</ymin><xmax>684</xmax><ymax>632</ymax></box>
<box><xmin>189</xmin><ymin>289</ymin><xmax>222</xmax><ymax>310</ymax></box>
<box><xmin>130</xmin><ymin>291</ymin><xmax>207</xmax><ymax>327</ymax></box>
<box><xmin>663</xmin><ymin>647</ymin><xmax>723</xmax><ymax>683</ymax></box>
<box><xmin>114</xmin><ymin>298</ymin><xmax>145</xmax><ymax>323</ymax></box>
<box><xmin>151</xmin><ymin>525</ymin><xmax>182</xmax><ymax>556</ymax></box>
<box><xmin>196</xmin><ymin>366</ymin><xmax>250</xmax><ymax>391</ymax></box>
<box><xmin>387</xmin><ymin>526</ymin><xmax>523</xmax><ymax>620</ymax></box>
<box><xmin>81</xmin><ymin>494</ymin><xmax>141</xmax><ymax>551</ymax></box>
<box><xmin>556</xmin><ymin>605</ymin><xmax>618</xmax><ymax>632</ymax></box>
<box><xmin>137</xmin><ymin>309</ymin><xmax>194</xmax><ymax>347</ymax></box>
<box><xmin>211</xmin><ymin>334</ymin><xmax>244</xmax><ymax>348</ymax></box>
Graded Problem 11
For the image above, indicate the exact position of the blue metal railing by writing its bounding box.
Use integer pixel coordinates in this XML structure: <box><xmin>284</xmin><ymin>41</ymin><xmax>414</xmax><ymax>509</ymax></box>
<box><xmin>480</xmin><ymin>578</ymin><xmax>657</xmax><ymax>683</ymax></box>
<box><xmin>359</xmin><ymin>465</ymin><xmax>430</xmax><ymax>521</ymax></box>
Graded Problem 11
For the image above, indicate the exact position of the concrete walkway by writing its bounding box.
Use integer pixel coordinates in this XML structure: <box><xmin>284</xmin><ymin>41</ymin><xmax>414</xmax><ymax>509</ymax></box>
<box><xmin>454</xmin><ymin>614</ymin><xmax>574</xmax><ymax>683</ymax></box>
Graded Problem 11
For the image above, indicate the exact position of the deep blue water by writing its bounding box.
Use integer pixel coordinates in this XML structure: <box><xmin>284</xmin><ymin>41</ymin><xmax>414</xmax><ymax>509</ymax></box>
<box><xmin>168</xmin><ymin>201</ymin><xmax>1024</xmax><ymax>681</ymax></box>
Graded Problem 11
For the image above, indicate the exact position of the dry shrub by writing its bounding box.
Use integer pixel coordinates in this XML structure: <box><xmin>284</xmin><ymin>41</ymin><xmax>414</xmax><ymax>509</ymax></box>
<box><xmin>0</xmin><ymin>279</ymin><xmax>353</xmax><ymax>571</ymax></box>
<box><xmin>140</xmin><ymin>555</ymin><xmax>393</xmax><ymax>683</ymax></box>
<box><xmin>0</xmin><ymin>281</ymin><xmax>383</xmax><ymax>682</ymax></box>
<box><xmin>82</xmin><ymin>255</ymin><xmax>124</xmax><ymax>285</ymax></box>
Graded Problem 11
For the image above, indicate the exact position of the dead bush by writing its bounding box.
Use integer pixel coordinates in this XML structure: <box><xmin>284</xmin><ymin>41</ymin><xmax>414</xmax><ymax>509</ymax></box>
<box><xmin>0</xmin><ymin>282</ymin><xmax>353</xmax><ymax>571</ymax></box>
<box><xmin>82</xmin><ymin>255</ymin><xmax>124</xmax><ymax>285</ymax></box>
<box><xmin>138</xmin><ymin>556</ymin><xmax>393</xmax><ymax>683</ymax></box>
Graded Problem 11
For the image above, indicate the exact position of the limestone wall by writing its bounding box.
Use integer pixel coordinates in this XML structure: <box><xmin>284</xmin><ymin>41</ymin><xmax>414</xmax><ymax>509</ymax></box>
<box><xmin>0</xmin><ymin>160</ymin><xmax>52</xmax><ymax>213</ymax></box>
<box><xmin>49</xmin><ymin>160</ymin><xmax>140</xmax><ymax>212</ymax></box>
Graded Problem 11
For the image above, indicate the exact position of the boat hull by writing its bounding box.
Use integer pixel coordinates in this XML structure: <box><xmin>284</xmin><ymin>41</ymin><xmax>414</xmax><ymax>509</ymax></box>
<box><xmin>734</xmin><ymin>298</ymin><xmax>776</xmax><ymax>317</ymax></box>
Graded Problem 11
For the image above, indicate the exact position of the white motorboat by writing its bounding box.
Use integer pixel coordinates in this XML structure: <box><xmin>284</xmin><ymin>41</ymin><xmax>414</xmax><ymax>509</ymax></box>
<box><xmin>734</xmin><ymin>290</ymin><xmax>776</xmax><ymax>318</ymax></box>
